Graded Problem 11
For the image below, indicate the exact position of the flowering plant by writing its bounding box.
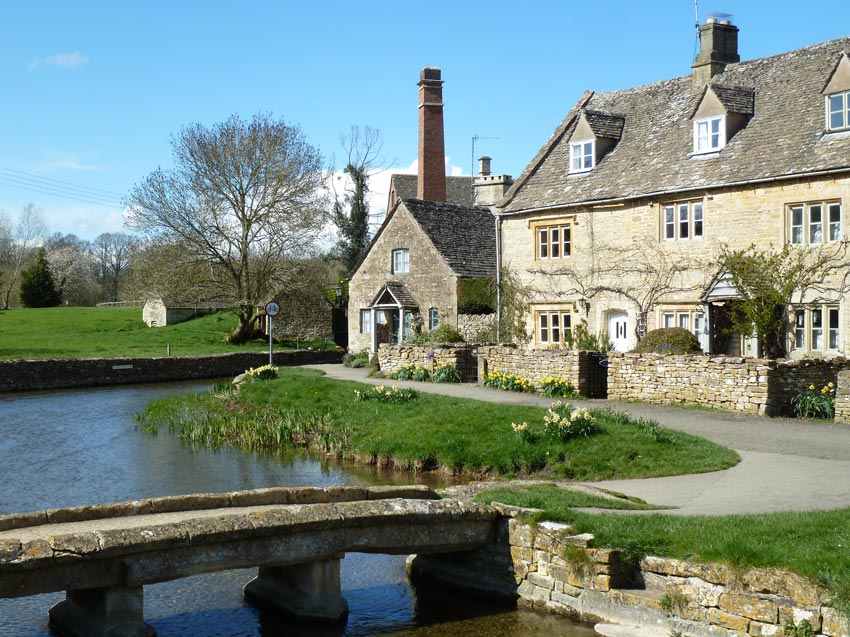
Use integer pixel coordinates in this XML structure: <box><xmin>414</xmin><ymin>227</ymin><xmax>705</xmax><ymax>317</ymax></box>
<box><xmin>791</xmin><ymin>382</ymin><xmax>836</xmax><ymax>419</ymax></box>
<box><xmin>484</xmin><ymin>370</ymin><xmax>535</xmax><ymax>393</ymax></box>
<box><xmin>540</xmin><ymin>376</ymin><xmax>578</xmax><ymax>398</ymax></box>
<box><xmin>388</xmin><ymin>363</ymin><xmax>432</xmax><ymax>382</ymax></box>
<box><xmin>543</xmin><ymin>401</ymin><xmax>596</xmax><ymax>441</ymax></box>
<box><xmin>244</xmin><ymin>364</ymin><xmax>278</xmax><ymax>381</ymax></box>
<box><xmin>354</xmin><ymin>385</ymin><xmax>417</xmax><ymax>404</ymax></box>
<box><xmin>432</xmin><ymin>362</ymin><xmax>462</xmax><ymax>383</ymax></box>
<box><xmin>511</xmin><ymin>421</ymin><xmax>535</xmax><ymax>443</ymax></box>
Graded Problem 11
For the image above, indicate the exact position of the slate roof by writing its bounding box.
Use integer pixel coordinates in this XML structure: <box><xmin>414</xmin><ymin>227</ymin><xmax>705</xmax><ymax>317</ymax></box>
<box><xmin>583</xmin><ymin>109</ymin><xmax>625</xmax><ymax>139</ymax></box>
<box><xmin>391</xmin><ymin>174</ymin><xmax>475</xmax><ymax>207</ymax></box>
<box><xmin>710</xmin><ymin>83</ymin><xmax>755</xmax><ymax>115</ymax></box>
<box><xmin>403</xmin><ymin>199</ymin><xmax>496</xmax><ymax>278</ymax></box>
<box><xmin>501</xmin><ymin>35</ymin><xmax>850</xmax><ymax>214</ymax></box>
<box><xmin>372</xmin><ymin>282</ymin><xmax>418</xmax><ymax>308</ymax></box>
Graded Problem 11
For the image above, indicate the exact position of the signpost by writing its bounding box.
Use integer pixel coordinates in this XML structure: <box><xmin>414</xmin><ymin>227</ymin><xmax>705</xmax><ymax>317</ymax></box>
<box><xmin>264</xmin><ymin>301</ymin><xmax>281</xmax><ymax>365</ymax></box>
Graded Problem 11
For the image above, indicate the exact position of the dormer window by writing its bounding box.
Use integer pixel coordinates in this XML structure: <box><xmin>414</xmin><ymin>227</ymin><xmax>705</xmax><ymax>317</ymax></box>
<box><xmin>827</xmin><ymin>90</ymin><xmax>850</xmax><ymax>131</ymax></box>
<box><xmin>570</xmin><ymin>140</ymin><xmax>595</xmax><ymax>173</ymax></box>
<box><xmin>694</xmin><ymin>116</ymin><xmax>725</xmax><ymax>153</ymax></box>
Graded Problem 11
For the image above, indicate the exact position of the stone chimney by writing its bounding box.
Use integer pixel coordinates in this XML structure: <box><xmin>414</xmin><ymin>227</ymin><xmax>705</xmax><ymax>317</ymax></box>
<box><xmin>473</xmin><ymin>157</ymin><xmax>513</xmax><ymax>207</ymax></box>
<box><xmin>692</xmin><ymin>18</ymin><xmax>740</xmax><ymax>86</ymax></box>
<box><xmin>417</xmin><ymin>67</ymin><xmax>446</xmax><ymax>202</ymax></box>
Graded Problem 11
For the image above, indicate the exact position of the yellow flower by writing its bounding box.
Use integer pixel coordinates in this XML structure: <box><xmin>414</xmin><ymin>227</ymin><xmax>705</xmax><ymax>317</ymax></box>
<box><xmin>809</xmin><ymin>385</ymin><xmax>816</xmax><ymax>391</ymax></box>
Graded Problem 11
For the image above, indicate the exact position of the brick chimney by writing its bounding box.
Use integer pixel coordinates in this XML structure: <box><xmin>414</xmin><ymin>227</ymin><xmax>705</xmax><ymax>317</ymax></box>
<box><xmin>417</xmin><ymin>67</ymin><xmax>446</xmax><ymax>202</ymax></box>
<box><xmin>692</xmin><ymin>18</ymin><xmax>740</xmax><ymax>86</ymax></box>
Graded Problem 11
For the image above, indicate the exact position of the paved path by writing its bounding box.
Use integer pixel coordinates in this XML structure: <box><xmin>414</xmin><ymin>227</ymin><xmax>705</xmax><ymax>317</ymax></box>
<box><xmin>308</xmin><ymin>364</ymin><xmax>850</xmax><ymax>515</ymax></box>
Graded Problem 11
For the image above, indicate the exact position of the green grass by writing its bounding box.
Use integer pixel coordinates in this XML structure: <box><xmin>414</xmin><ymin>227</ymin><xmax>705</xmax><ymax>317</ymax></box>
<box><xmin>475</xmin><ymin>484</ymin><xmax>850</xmax><ymax>583</ymax></box>
<box><xmin>0</xmin><ymin>307</ymin><xmax>335</xmax><ymax>359</ymax></box>
<box><xmin>137</xmin><ymin>367</ymin><xmax>739</xmax><ymax>479</ymax></box>
<box><xmin>474</xmin><ymin>484</ymin><xmax>663</xmax><ymax>511</ymax></box>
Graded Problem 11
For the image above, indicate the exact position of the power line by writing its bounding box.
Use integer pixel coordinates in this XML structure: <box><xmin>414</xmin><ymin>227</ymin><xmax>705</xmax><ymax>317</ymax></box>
<box><xmin>0</xmin><ymin>177</ymin><xmax>123</xmax><ymax>208</ymax></box>
<box><xmin>0</xmin><ymin>166</ymin><xmax>125</xmax><ymax>208</ymax></box>
<box><xmin>0</xmin><ymin>166</ymin><xmax>125</xmax><ymax>197</ymax></box>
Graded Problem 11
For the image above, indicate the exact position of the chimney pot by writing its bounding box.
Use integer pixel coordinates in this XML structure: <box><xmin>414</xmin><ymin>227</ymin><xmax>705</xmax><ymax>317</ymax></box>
<box><xmin>478</xmin><ymin>156</ymin><xmax>492</xmax><ymax>176</ymax></box>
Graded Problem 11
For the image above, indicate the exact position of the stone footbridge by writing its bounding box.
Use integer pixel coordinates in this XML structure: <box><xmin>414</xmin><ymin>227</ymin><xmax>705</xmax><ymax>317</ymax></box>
<box><xmin>0</xmin><ymin>485</ymin><xmax>500</xmax><ymax>637</ymax></box>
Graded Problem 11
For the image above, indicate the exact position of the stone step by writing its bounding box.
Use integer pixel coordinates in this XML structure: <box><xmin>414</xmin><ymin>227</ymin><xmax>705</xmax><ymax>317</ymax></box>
<box><xmin>594</xmin><ymin>622</ymin><xmax>669</xmax><ymax>637</ymax></box>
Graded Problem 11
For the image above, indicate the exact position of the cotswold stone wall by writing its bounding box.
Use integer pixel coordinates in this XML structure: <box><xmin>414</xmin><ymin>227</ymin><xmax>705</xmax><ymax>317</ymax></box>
<box><xmin>412</xmin><ymin>506</ymin><xmax>843</xmax><ymax>637</ymax></box>
<box><xmin>0</xmin><ymin>350</ymin><xmax>343</xmax><ymax>393</ymax></box>
<box><xmin>475</xmin><ymin>345</ymin><xmax>594</xmax><ymax>396</ymax></box>
<box><xmin>836</xmin><ymin>370</ymin><xmax>850</xmax><ymax>424</ymax></box>
<box><xmin>607</xmin><ymin>353</ymin><xmax>850</xmax><ymax>417</ymax></box>
<box><xmin>377</xmin><ymin>344</ymin><xmax>477</xmax><ymax>382</ymax></box>
<box><xmin>457</xmin><ymin>313</ymin><xmax>495</xmax><ymax>341</ymax></box>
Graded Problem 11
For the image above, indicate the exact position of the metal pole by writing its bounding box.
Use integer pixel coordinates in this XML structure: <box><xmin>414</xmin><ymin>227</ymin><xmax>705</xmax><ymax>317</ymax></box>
<box><xmin>269</xmin><ymin>316</ymin><xmax>274</xmax><ymax>366</ymax></box>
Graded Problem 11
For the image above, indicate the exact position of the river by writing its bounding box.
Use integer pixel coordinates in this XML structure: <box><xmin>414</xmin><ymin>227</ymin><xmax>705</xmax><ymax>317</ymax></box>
<box><xmin>0</xmin><ymin>381</ymin><xmax>595</xmax><ymax>636</ymax></box>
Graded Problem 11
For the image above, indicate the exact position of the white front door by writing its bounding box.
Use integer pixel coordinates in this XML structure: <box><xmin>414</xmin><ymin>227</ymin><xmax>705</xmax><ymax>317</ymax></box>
<box><xmin>608</xmin><ymin>312</ymin><xmax>629</xmax><ymax>352</ymax></box>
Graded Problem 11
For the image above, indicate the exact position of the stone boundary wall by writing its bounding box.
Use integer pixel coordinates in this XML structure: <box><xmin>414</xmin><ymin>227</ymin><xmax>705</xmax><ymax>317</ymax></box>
<box><xmin>377</xmin><ymin>344</ymin><xmax>477</xmax><ymax>382</ymax></box>
<box><xmin>0</xmin><ymin>350</ymin><xmax>343</xmax><ymax>393</ymax></box>
<box><xmin>475</xmin><ymin>345</ymin><xmax>594</xmax><ymax>396</ymax></box>
<box><xmin>457</xmin><ymin>313</ymin><xmax>495</xmax><ymax>341</ymax></box>
<box><xmin>607</xmin><ymin>353</ymin><xmax>850</xmax><ymax>417</ymax></box>
<box><xmin>412</xmin><ymin>508</ymin><xmax>844</xmax><ymax>637</ymax></box>
<box><xmin>836</xmin><ymin>370</ymin><xmax>850</xmax><ymax>424</ymax></box>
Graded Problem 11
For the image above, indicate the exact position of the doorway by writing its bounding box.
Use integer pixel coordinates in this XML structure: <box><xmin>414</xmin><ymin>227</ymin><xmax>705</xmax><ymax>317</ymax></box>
<box><xmin>608</xmin><ymin>311</ymin><xmax>629</xmax><ymax>352</ymax></box>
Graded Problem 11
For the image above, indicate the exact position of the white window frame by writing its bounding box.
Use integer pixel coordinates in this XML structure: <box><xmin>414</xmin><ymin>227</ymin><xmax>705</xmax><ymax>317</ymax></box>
<box><xmin>391</xmin><ymin>248</ymin><xmax>409</xmax><ymax>274</ymax></box>
<box><xmin>662</xmin><ymin>201</ymin><xmax>704</xmax><ymax>241</ymax></box>
<box><xmin>826</xmin><ymin>90</ymin><xmax>850</xmax><ymax>132</ymax></box>
<box><xmin>792</xmin><ymin>305</ymin><xmax>840</xmax><ymax>352</ymax></box>
<box><xmin>536</xmin><ymin>224</ymin><xmax>572</xmax><ymax>260</ymax></box>
<box><xmin>359</xmin><ymin>309</ymin><xmax>371</xmax><ymax>334</ymax></box>
<box><xmin>788</xmin><ymin>202</ymin><xmax>841</xmax><ymax>245</ymax></box>
<box><xmin>536</xmin><ymin>310</ymin><xmax>572</xmax><ymax>347</ymax></box>
<box><xmin>661</xmin><ymin>309</ymin><xmax>704</xmax><ymax>340</ymax></box>
<box><xmin>428</xmin><ymin>307</ymin><xmax>439</xmax><ymax>330</ymax></box>
<box><xmin>693</xmin><ymin>116</ymin><xmax>725</xmax><ymax>153</ymax></box>
<box><xmin>569</xmin><ymin>140</ymin><xmax>595</xmax><ymax>173</ymax></box>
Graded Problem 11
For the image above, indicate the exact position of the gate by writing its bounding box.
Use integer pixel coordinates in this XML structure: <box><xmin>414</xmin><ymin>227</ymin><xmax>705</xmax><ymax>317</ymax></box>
<box><xmin>585</xmin><ymin>352</ymin><xmax>609</xmax><ymax>398</ymax></box>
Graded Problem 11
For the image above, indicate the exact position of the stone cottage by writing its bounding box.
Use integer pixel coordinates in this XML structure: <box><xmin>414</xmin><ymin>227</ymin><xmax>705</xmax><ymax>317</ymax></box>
<box><xmin>496</xmin><ymin>19</ymin><xmax>850</xmax><ymax>357</ymax></box>
<box><xmin>347</xmin><ymin>68</ymin><xmax>512</xmax><ymax>352</ymax></box>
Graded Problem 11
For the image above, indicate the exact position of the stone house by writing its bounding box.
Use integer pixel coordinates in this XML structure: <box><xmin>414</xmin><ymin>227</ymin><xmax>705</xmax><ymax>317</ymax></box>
<box><xmin>347</xmin><ymin>68</ymin><xmax>512</xmax><ymax>352</ymax></box>
<box><xmin>496</xmin><ymin>19</ymin><xmax>850</xmax><ymax>357</ymax></box>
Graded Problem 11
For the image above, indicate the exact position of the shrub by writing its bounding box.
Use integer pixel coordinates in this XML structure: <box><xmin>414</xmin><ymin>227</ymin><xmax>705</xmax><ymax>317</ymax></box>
<box><xmin>540</xmin><ymin>376</ymin><xmax>578</xmax><ymax>398</ymax></box>
<box><xmin>543</xmin><ymin>401</ymin><xmax>596</xmax><ymax>441</ymax></box>
<box><xmin>432</xmin><ymin>362</ymin><xmax>462</xmax><ymax>383</ymax></box>
<box><xmin>565</xmin><ymin>319</ymin><xmax>613</xmax><ymax>352</ymax></box>
<box><xmin>429</xmin><ymin>324</ymin><xmax>465</xmax><ymax>343</ymax></box>
<box><xmin>484</xmin><ymin>370</ymin><xmax>535</xmax><ymax>393</ymax></box>
<box><xmin>244</xmin><ymin>364</ymin><xmax>278</xmax><ymax>381</ymax></box>
<box><xmin>353</xmin><ymin>385</ymin><xmax>417</xmax><ymax>404</ymax></box>
<box><xmin>791</xmin><ymin>383</ymin><xmax>835</xmax><ymax>419</ymax></box>
<box><xmin>633</xmin><ymin>327</ymin><xmax>701</xmax><ymax>355</ymax></box>
<box><xmin>345</xmin><ymin>348</ymin><xmax>371</xmax><ymax>368</ymax></box>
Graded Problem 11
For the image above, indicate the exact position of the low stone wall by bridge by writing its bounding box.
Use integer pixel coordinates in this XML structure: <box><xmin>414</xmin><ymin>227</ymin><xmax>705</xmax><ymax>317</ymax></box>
<box><xmin>607</xmin><ymin>353</ymin><xmax>850</xmax><ymax>417</ymax></box>
<box><xmin>411</xmin><ymin>502</ymin><xmax>843</xmax><ymax>637</ymax></box>
<box><xmin>0</xmin><ymin>349</ymin><xmax>343</xmax><ymax>393</ymax></box>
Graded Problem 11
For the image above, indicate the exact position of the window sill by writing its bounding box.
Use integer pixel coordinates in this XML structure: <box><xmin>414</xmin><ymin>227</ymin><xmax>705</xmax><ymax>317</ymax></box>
<box><xmin>689</xmin><ymin>150</ymin><xmax>722</xmax><ymax>159</ymax></box>
<box><xmin>820</xmin><ymin>129</ymin><xmax>850</xmax><ymax>140</ymax></box>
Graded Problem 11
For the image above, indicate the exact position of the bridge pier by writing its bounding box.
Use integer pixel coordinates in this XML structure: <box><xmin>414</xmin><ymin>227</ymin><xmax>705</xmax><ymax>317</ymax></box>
<box><xmin>48</xmin><ymin>584</ymin><xmax>156</xmax><ymax>637</ymax></box>
<box><xmin>243</xmin><ymin>556</ymin><xmax>349</xmax><ymax>623</ymax></box>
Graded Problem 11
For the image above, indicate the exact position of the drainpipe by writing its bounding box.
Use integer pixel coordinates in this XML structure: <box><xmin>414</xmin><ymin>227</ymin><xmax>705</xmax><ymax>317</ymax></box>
<box><xmin>493</xmin><ymin>209</ymin><xmax>501</xmax><ymax>342</ymax></box>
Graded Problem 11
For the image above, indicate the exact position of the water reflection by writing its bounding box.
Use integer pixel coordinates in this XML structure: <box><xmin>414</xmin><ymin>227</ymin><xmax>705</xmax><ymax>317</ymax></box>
<box><xmin>0</xmin><ymin>381</ymin><xmax>595</xmax><ymax>636</ymax></box>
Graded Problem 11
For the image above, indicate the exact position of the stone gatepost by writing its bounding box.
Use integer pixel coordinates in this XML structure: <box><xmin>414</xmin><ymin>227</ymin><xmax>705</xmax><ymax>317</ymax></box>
<box><xmin>243</xmin><ymin>556</ymin><xmax>349</xmax><ymax>623</ymax></box>
<box><xmin>48</xmin><ymin>585</ymin><xmax>155</xmax><ymax>637</ymax></box>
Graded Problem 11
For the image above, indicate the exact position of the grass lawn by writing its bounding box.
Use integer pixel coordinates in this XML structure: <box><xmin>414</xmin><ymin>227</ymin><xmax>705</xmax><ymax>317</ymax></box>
<box><xmin>475</xmin><ymin>484</ymin><xmax>850</xmax><ymax>586</ymax></box>
<box><xmin>137</xmin><ymin>367</ymin><xmax>739</xmax><ymax>480</ymax></box>
<box><xmin>0</xmin><ymin>307</ymin><xmax>335</xmax><ymax>359</ymax></box>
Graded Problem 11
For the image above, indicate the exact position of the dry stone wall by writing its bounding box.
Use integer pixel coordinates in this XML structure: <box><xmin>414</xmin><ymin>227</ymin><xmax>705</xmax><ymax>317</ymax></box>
<box><xmin>0</xmin><ymin>350</ymin><xmax>343</xmax><ymax>393</ymax></box>
<box><xmin>457</xmin><ymin>313</ymin><xmax>495</xmax><ymax>341</ymax></box>
<box><xmin>475</xmin><ymin>345</ymin><xmax>593</xmax><ymax>395</ymax></box>
<box><xmin>411</xmin><ymin>506</ymin><xmax>845</xmax><ymax>637</ymax></box>
<box><xmin>607</xmin><ymin>353</ymin><xmax>850</xmax><ymax>417</ymax></box>
<box><xmin>377</xmin><ymin>344</ymin><xmax>478</xmax><ymax>382</ymax></box>
<box><xmin>836</xmin><ymin>370</ymin><xmax>850</xmax><ymax>424</ymax></box>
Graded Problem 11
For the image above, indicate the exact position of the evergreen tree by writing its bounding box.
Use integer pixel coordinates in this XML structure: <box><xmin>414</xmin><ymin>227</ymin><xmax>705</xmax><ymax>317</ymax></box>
<box><xmin>19</xmin><ymin>248</ymin><xmax>61</xmax><ymax>307</ymax></box>
<box><xmin>333</xmin><ymin>162</ymin><xmax>370</xmax><ymax>273</ymax></box>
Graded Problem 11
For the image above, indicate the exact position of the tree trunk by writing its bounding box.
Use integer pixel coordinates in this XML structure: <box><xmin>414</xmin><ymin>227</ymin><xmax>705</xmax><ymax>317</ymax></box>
<box><xmin>228</xmin><ymin>306</ymin><xmax>259</xmax><ymax>344</ymax></box>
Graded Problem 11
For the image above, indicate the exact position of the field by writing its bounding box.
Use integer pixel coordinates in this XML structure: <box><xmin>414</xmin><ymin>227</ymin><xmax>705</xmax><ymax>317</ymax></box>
<box><xmin>0</xmin><ymin>307</ymin><xmax>333</xmax><ymax>360</ymax></box>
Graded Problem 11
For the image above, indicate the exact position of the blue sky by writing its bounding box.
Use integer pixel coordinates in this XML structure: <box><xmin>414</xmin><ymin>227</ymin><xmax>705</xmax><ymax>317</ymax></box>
<box><xmin>2</xmin><ymin>1</ymin><xmax>848</xmax><ymax>240</ymax></box>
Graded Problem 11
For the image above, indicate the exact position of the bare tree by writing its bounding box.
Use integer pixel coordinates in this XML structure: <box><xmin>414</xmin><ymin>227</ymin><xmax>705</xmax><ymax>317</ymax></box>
<box><xmin>126</xmin><ymin>113</ymin><xmax>329</xmax><ymax>343</ymax></box>
<box><xmin>529</xmin><ymin>239</ymin><xmax>700</xmax><ymax>341</ymax></box>
<box><xmin>0</xmin><ymin>204</ymin><xmax>45</xmax><ymax>309</ymax></box>
<box><xmin>92</xmin><ymin>232</ymin><xmax>136</xmax><ymax>302</ymax></box>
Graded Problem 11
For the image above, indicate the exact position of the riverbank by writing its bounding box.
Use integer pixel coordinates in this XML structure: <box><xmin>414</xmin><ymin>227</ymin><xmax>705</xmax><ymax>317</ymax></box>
<box><xmin>0</xmin><ymin>350</ymin><xmax>343</xmax><ymax>392</ymax></box>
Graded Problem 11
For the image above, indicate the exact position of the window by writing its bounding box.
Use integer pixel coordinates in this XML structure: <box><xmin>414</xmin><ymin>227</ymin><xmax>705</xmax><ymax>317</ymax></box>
<box><xmin>391</xmin><ymin>248</ymin><xmax>409</xmax><ymax>274</ymax></box>
<box><xmin>536</xmin><ymin>224</ymin><xmax>571</xmax><ymax>259</ymax></box>
<box><xmin>693</xmin><ymin>116</ymin><xmax>725</xmax><ymax>153</ymax></box>
<box><xmin>570</xmin><ymin>140</ymin><xmax>594</xmax><ymax>173</ymax></box>
<box><xmin>788</xmin><ymin>202</ymin><xmax>841</xmax><ymax>245</ymax></box>
<box><xmin>662</xmin><ymin>201</ymin><xmax>703</xmax><ymax>241</ymax></box>
<box><xmin>793</xmin><ymin>305</ymin><xmax>840</xmax><ymax>352</ymax></box>
<box><xmin>428</xmin><ymin>307</ymin><xmax>439</xmax><ymax>330</ymax></box>
<box><xmin>359</xmin><ymin>309</ymin><xmax>371</xmax><ymax>334</ymax></box>
<box><xmin>661</xmin><ymin>309</ymin><xmax>704</xmax><ymax>340</ymax></box>
<box><xmin>827</xmin><ymin>90</ymin><xmax>850</xmax><ymax>131</ymax></box>
<box><xmin>536</xmin><ymin>310</ymin><xmax>571</xmax><ymax>346</ymax></box>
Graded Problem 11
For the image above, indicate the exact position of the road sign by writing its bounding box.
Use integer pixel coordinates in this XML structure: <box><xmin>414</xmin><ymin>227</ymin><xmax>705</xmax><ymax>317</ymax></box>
<box><xmin>265</xmin><ymin>301</ymin><xmax>281</xmax><ymax>317</ymax></box>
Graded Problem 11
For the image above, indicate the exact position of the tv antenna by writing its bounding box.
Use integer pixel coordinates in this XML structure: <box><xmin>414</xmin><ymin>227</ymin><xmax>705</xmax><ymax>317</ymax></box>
<box><xmin>471</xmin><ymin>134</ymin><xmax>499</xmax><ymax>176</ymax></box>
